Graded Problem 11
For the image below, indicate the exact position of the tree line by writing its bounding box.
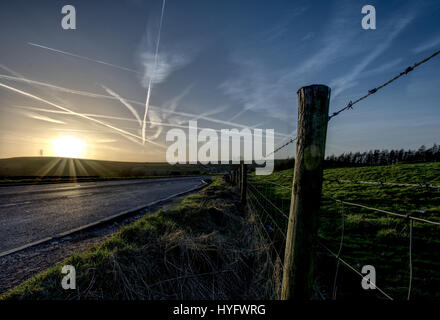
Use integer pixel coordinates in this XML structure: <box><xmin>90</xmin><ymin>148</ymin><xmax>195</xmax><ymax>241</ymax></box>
<box><xmin>273</xmin><ymin>143</ymin><xmax>440</xmax><ymax>171</ymax></box>
<box><xmin>325</xmin><ymin>143</ymin><xmax>440</xmax><ymax>168</ymax></box>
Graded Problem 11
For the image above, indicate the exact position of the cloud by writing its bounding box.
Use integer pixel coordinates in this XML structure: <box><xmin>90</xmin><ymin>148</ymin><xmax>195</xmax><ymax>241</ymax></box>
<box><xmin>301</xmin><ymin>32</ymin><xmax>314</xmax><ymax>42</ymax></box>
<box><xmin>28</xmin><ymin>43</ymin><xmax>138</xmax><ymax>73</ymax></box>
<box><xmin>22</xmin><ymin>111</ymin><xmax>66</xmax><ymax>124</ymax></box>
<box><xmin>0</xmin><ymin>81</ymin><xmax>165</xmax><ymax>148</ymax></box>
<box><xmin>162</xmin><ymin>83</ymin><xmax>195</xmax><ymax>115</ymax></box>
<box><xmin>330</xmin><ymin>14</ymin><xmax>415</xmax><ymax>98</ymax></box>
<box><xmin>139</xmin><ymin>52</ymin><xmax>188</xmax><ymax>87</ymax></box>
<box><xmin>219</xmin><ymin>3</ymin><xmax>358</xmax><ymax>122</ymax></box>
<box><xmin>259</xmin><ymin>6</ymin><xmax>309</xmax><ymax>42</ymax></box>
<box><xmin>101</xmin><ymin>84</ymin><xmax>143</xmax><ymax>127</ymax></box>
<box><xmin>0</xmin><ymin>73</ymin><xmax>290</xmax><ymax>138</ymax></box>
<box><xmin>412</xmin><ymin>36</ymin><xmax>440</xmax><ymax>54</ymax></box>
<box><xmin>95</xmin><ymin>139</ymin><xmax>118</xmax><ymax>143</ymax></box>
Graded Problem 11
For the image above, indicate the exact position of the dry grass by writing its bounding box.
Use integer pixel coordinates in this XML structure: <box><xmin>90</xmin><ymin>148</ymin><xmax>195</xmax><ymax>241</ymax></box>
<box><xmin>1</xmin><ymin>177</ymin><xmax>278</xmax><ymax>300</ymax></box>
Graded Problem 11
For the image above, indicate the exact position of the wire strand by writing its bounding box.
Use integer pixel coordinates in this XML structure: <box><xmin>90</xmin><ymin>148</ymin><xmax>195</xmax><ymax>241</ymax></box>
<box><xmin>328</xmin><ymin>49</ymin><xmax>440</xmax><ymax>120</ymax></box>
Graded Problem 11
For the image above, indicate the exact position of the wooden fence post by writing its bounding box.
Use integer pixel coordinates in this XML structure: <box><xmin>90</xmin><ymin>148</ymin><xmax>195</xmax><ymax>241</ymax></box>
<box><xmin>238</xmin><ymin>164</ymin><xmax>241</xmax><ymax>189</ymax></box>
<box><xmin>241</xmin><ymin>162</ymin><xmax>247</xmax><ymax>205</ymax></box>
<box><xmin>281</xmin><ymin>84</ymin><xmax>330</xmax><ymax>300</ymax></box>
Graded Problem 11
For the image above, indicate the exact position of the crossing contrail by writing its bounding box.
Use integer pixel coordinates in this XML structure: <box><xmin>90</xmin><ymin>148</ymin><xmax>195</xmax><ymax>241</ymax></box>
<box><xmin>28</xmin><ymin>42</ymin><xmax>139</xmax><ymax>74</ymax></box>
<box><xmin>0</xmin><ymin>82</ymin><xmax>165</xmax><ymax>148</ymax></box>
<box><xmin>142</xmin><ymin>0</ymin><xmax>166</xmax><ymax>144</ymax></box>
<box><xmin>101</xmin><ymin>84</ymin><xmax>143</xmax><ymax>127</ymax></box>
<box><xmin>0</xmin><ymin>74</ymin><xmax>292</xmax><ymax>139</ymax></box>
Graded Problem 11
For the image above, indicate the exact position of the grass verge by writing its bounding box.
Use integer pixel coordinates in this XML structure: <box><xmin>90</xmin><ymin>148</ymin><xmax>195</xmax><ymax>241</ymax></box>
<box><xmin>1</xmin><ymin>177</ymin><xmax>276</xmax><ymax>300</ymax></box>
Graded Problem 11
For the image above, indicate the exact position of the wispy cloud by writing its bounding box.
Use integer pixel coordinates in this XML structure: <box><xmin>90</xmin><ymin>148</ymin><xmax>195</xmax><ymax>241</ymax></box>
<box><xmin>412</xmin><ymin>36</ymin><xmax>440</xmax><ymax>54</ymax></box>
<box><xmin>28</xmin><ymin>42</ymin><xmax>138</xmax><ymax>73</ymax></box>
<box><xmin>140</xmin><ymin>0</ymin><xmax>166</xmax><ymax>144</ymax></box>
<box><xmin>219</xmin><ymin>4</ymin><xmax>356</xmax><ymax>122</ymax></box>
<box><xmin>1</xmin><ymin>73</ymin><xmax>290</xmax><ymax>138</ymax></box>
<box><xmin>96</xmin><ymin>139</ymin><xmax>118</xmax><ymax>143</ymax></box>
<box><xmin>22</xmin><ymin>111</ymin><xmax>66</xmax><ymax>124</ymax></box>
<box><xmin>259</xmin><ymin>6</ymin><xmax>309</xmax><ymax>42</ymax></box>
<box><xmin>101</xmin><ymin>84</ymin><xmax>143</xmax><ymax>127</ymax></box>
<box><xmin>0</xmin><ymin>82</ymin><xmax>165</xmax><ymax>148</ymax></box>
<box><xmin>330</xmin><ymin>14</ymin><xmax>415</xmax><ymax>98</ymax></box>
<box><xmin>162</xmin><ymin>83</ymin><xmax>194</xmax><ymax>115</ymax></box>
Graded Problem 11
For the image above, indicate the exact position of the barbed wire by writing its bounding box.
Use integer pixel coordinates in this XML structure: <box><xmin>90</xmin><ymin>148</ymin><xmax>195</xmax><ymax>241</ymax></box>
<box><xmin>326</xmin><ymin>196</ymin><xmax>440</xmax><ymax>226</ymax></box>
<box><xmin>325</xmin><ymin>178</ymin><xmax>440</xmax><ymax>189</ymax></box>
<box><xmin>318</xmin><ymin>240</ymin><xmax>394</xmax><ymax>300</ymax></box>
<box><xmin>270</xmin><ymin>48</ymin><xmax>440</xmax><ymax>154</ymax></box>
<box><xmin>248</xmin><ymin>183</ymin><xmax>290</xmax><ymax>220</ymax></box>
<box><xmin>251</xmin><ymin>178</ymin><xmax>293</xmax><ymax>191</ymax></box>
<box><xmin>272</xmin><ymin>174</ymin><xmax>294</xmax><ymax>179</ymax></box>
<box><xmin>332</xmin><ymin>201</ymin><xmax>345</xmax><ymax>300</ymax></box>
<box><xmin>266</xmin><ymin>137</ymin><xmax>297</xmax><ymax>157</ymax></box>
<box><xmin>248</xmin><ymin>193</ymin><xmax>287</xmax><ymax>240</ymax></box>
<box><xmin>328</xmin><ymin>48</ymin><xmax>440</xmax><ymax>120</ymax></box>
<box><xmin>239</xmin><ymin>49</ymin><xmax>440</xmax><ymax>299</ymax></box>
<box><xmin>408</xmin><ymin>219</ymin><xmax>414</xmax><ymax>301</ymax></box>
<box><xmin>247</xmin><ymin>193</ymin><xmax>285</xmax><ymax>267</ymax></box>
<box><xmin>241</xmin><ymin>173</ymin><xmax>438</xmax><ymax>300</ymax></box>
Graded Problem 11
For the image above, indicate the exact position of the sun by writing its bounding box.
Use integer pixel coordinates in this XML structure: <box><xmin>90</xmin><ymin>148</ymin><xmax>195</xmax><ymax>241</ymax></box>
<box><xmin>52</xmin><ymin>135</ymin><xmax>85</xmax><ymax>158</ymax></box>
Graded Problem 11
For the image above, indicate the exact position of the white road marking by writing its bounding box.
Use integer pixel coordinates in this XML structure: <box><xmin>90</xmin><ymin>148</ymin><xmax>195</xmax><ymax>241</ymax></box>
<box><xmin>0</xmin><ymin>201</ymin><xmax>32</xmax><ymax>208</ymax></box>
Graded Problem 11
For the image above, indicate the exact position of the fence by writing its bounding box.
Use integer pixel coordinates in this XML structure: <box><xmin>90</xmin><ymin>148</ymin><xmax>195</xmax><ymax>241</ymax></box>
<box><xmin>229</xmin><ymin>48</ymin><xmax>440</xmax><ymax>300</ymax></box>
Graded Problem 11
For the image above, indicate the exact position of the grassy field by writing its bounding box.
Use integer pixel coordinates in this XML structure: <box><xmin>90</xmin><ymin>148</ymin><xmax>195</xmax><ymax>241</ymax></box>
<box><xmin>1</xmin><ymin>177</ymin><xmax>276</xmax><ymax>300</ymax></box>
<box><xmin>2</xmin><ymin>162</ymin><xmax>439</xmax><ymax>300</ymax></box>
<box><xmin>248</xmin><ymin>162</ymin><xmax>440</xmax><ymax>300</ymax></box>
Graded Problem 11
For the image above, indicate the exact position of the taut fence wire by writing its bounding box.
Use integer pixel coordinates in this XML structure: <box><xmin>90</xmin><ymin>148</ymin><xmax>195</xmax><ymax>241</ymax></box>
<box><xmin>239</xmin><ymin>48</ymin><xmax>440</xmax><ymax>300</ymax></box>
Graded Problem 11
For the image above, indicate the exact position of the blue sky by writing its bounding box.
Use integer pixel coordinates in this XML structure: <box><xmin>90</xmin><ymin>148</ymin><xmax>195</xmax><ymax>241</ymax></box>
<box><xmin>0</xmin><ymin>0</ymin><xmax>439</xmax><ymax>161</ymax></box>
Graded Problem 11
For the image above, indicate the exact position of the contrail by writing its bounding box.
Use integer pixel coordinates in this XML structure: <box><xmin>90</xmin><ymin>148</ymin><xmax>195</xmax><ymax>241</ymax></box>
<box><xmin>0</xmin><ymin>74</ymin><xmax>292</xmax><ymax>139</ymax></box>
<box><xmin>228</xmin><ymin>108</ymin><xmax>248</xmax><ymax>122</ymax></box>
<box><xmin>14</xmin><ymin>105</ymin><xmax>273</xmax><ymax>138</ymax></box>
<box><xmin>28</xmin><ymin>42</ymin><xmax>139</xmax><ymax>73</ymax></box>
<box><xmin>22</xmin><ymin>111</ymin><xmax>66</xmax><ymax>125</ymax></box>
<box><xmin>142</xmin><ymin>0</ymin><xmax>166</xmax><ymax>144</ymax></box>
<box><xmin>0</xmin><ymin>82</ymin><xmax>166</xmax><ymax>149</ymax></box>
<box><xmin>0</xmin><ymin>64</ymin><xmax>71</xmax><ymax>106</ymax></box>
<box><xmin>101</xmin><ymin>84</ymin><xmax>143</xmax><ymax>127</ymax></box>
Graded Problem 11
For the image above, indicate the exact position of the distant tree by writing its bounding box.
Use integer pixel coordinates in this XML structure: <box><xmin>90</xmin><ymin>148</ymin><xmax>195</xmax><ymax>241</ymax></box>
<box><xmin>324</xmin><ymin>143</ymin><xmax>440</xmax><ymax>167</ymax></box>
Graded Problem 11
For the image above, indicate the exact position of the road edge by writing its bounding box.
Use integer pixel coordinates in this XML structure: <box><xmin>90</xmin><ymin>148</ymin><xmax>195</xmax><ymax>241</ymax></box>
<box><xmin>0</xmin><ymin>178</ymin><xmax>210</xmax><ymax>258</ymax></box>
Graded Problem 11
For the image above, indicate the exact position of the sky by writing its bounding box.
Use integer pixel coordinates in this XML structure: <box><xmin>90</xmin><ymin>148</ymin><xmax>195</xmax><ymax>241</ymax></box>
<box><xmin>0</xmin><ymin>0</ymin><xmax>439</xmax><ymax>162</ymax></box>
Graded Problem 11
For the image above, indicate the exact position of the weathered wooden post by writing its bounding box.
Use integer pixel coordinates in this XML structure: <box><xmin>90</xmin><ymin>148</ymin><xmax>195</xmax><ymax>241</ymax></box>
<box><xmin>281</xmin><ymin>84</ymin><xmax>330</xmax><ymax>300</ymax></box>
<box><xmin>237</xmin><ymin>164</ymin><xmax>241</xmax><ymax>189</ymax></box>
<box><xmin>240</xmin><ymin>162</ymin><xmax>247</xmax><ymax>205</ymax></box>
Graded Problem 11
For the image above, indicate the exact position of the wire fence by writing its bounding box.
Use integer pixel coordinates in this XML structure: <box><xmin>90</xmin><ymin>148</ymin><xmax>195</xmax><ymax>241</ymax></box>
<box><xmin>324</xmin><ymin>178</ymin><xmax>440</xmax><ymax>189</ymax></box>
<box><xmin>241</xmin><ymin>48</ymin><xmax>440</xmax><ymax>300</ymax></box>
<box><xmin>245</xmin><ymin>172</ymin><xmax>440</xmax><ymax>300</ymax></box>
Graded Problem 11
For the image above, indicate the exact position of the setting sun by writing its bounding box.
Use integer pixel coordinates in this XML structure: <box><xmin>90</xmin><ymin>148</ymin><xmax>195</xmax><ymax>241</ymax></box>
<box><xmin>52</xmin><ymin>135</ymin><xmax>85</xmax><ymax>158</ymax></box>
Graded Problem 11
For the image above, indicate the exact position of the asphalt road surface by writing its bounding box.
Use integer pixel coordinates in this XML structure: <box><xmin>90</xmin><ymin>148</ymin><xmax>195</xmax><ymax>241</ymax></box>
<box><xmin>0</xmin><ymin>177</ymin><xmax>206</xmax><ymax>254</ymax></box>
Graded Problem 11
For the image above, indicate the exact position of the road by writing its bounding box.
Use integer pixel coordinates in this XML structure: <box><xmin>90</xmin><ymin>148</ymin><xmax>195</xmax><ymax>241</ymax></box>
<box><xmin>0</xmin><ymin>176</ymin><xmax>206</xmax><ymax>254</ymax></box>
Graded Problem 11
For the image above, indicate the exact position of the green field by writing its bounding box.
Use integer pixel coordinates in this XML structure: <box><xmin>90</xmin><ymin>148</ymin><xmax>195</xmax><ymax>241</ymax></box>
<box><xmin>248</xmin><ymin>162</ymin><xmax>440</xmax><ymax>300</ymax></box>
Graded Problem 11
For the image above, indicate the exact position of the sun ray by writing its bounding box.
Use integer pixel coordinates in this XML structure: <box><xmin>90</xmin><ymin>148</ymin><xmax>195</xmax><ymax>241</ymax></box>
<box><xmin>35</xmin><ymin>158</ymin><xmax>62</xmax><ymax>178</ymax></box>
<box><xmin>73</xmin><ymin>159</ymin><xmax>90</xmax><ymax>177</ymax></box>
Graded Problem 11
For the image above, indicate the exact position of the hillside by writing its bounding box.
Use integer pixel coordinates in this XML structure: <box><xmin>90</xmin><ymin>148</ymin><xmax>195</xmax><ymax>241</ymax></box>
<box><xmin>0</xmin><ymin>157</ymin><xmax>211</xmax><ymax>180</ymax></box>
